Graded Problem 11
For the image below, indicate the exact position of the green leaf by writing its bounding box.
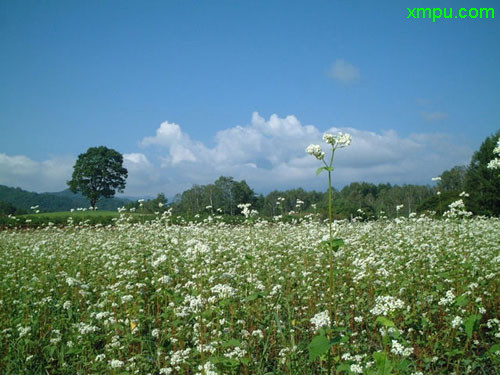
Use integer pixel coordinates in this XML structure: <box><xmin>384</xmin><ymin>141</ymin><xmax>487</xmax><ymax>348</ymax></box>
<box><xmin>455</xmin><ymin>295</ymin><xmax>469</xmax><ymax>307</ymax></box>
<box><xmin>336</xmin><ymin>363</ymin><xmax>351</xmax><ymax>372</ymax></box>
<box><xmin>464</xmin><ymin>314</ymin><xmax>481</xmax><ymax>339</ymax></box>
<box><xmin>247</xmin><ymin>293</ymin><xmax>262</xmax><ymax>302</ymax></box>
<box><xmin>221</xmin><ymin>358</ymin><xmax>239</xmax><ymax>368</ymax></box>
<box><xmin>331</xmin><ymin>238</ymin><xmax>345</xmax><ymax>249</ymax></box>
<box><xmin>240</xmin><ymin>357</ymin><xmax>250</xmax><ymax>365</ymax></box>
<box><xmin>316</xmin><ymin>167</ymin><xmax>327</xmax><ymax>175</ymax></box>
<box><xmin>376</xmin><ymin>316</ymin><xmax>395</xmax><ymax>328</ymax></box>
<box><xmin>487</xmin><ymin>343</ymin><xmax>500</xmax><ymax>355</ymax></box>
<box><xmin>308</xmin><ymin>334</ymin><xmax>332</xmax><ymax>362</ymax></box>
<box><xmin>222</xmin><ymin>339</ymin><xmax>241</xmax><ymax>348</ymax></box>
<box><xmin>373</xmin><ymin>351</ymin><xmax>393</xmax><ymax>375</ymax></box>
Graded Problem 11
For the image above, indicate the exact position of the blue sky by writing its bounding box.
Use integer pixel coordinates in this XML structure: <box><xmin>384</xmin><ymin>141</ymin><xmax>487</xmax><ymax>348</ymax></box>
<box><xmin>1</xmin><ymin>0</ymin><xmax>499</xmax><ymax>197</ymax></box>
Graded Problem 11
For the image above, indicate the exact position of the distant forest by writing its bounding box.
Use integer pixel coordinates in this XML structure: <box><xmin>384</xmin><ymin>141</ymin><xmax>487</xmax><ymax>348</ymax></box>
<box><xmin>0</xmin><ymin>185</ymin><xmax>129</xmax><ymax>214</ymax></box>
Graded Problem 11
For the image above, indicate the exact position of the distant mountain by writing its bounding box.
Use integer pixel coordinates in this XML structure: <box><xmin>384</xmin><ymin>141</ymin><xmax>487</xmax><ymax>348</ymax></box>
<box><xmin>0</xmin><ymin>185</ymin><xmax>131</xmax><ymax>213</ymax></box>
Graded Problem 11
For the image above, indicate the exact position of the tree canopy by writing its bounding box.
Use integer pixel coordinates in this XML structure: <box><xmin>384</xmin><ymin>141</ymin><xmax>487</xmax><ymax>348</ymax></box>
<box><xmin>67</xmin><ymin>146</ymin><xmax>128</xmax><ymax>208</ymax></box>
<box><xmin>464</xmin><ymin>130</ymin><xmax>500</xmax><ymax>216</ymax></box>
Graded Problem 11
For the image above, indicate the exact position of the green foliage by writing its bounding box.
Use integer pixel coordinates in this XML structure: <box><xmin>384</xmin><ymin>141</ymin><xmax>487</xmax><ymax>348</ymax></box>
<box><xmin>0</xmin><ymin>185</ymin><xmax>129</xmax><ymax>212</ymax></box>
<box><xmin>172</xmin><ymin>177</ymin><xmax>258</xmax><ymax>216</ymax></box>
<box><xmin>125</xmin><ymin>193</ymin><xmax>168</xmax><ymax>214</ymax></box>
<box><xmin>308</xmin><ymin>334</ymin><xmax>332</xmax><ymax>362</ymax></box>
<box><xmin>0</xmin><ymin>200</ymin><xmax>25</xmax><ymax>215</ymax></box>
<box><xmin>465</xmin><ymin>130</ymin><xmax>500</xmax><ymax>216</ymax></box>
<box><xmin>417</xmin><ymin>191</ymin><xmax>461</xmax><ymax>216</ymax></box>
<box><xmin>376</xmin><ymin>316</ymin><xmax>395</xmax><ymax>328</ymax></box>
<box><xmin>438</xmin><ymin>165</ymin><xmax>467</xmax><ymax>192</ymax></box>
<box><xmin>67</xmin><ymin>146</ymin><xmax>128</xmax><ymax>207</ymax></box>
<box><xmin>372</xmin><ymin>352</ymin><xmax>394</xmax><ymax>375</ymax></box>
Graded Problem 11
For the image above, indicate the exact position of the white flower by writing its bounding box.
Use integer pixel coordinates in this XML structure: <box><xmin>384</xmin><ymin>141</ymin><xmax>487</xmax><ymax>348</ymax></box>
<box><xmin>109</xmin><ymin>359</ymin><xmax>124</xmax><ymax>368</ymax></box>
<box><xmin>452</xmin><ymin>316</ymin><xmax>463</xmax><ymax>329</ymax></box>
<box><xmin>323</xmin><ymin>133</ymin><xmax>336</xmax><ymax>145</ymax></box>
<box><xmin>306</xmin><ymin>144</ymin><xmax>325</xmax><ymax>160</ymax></box>
<box><xmin>310</xmin><ymin>310</ymin><xmax>331</xmax><ymax>331</ymax></box>
<box><xmin>350</xmin><ymin>363</ymin><xmax>363</xmax><ymax>373</ymax></box>
<box><xmin>391</xmin><ymin>340</ymin><xmax>414</xmax><ymax>357</ymax></box>
<box><xmin>121</xmin><ymin>295</ymin><xmax>134</xmax><ymax>303</ymax></box>
<box><xmin>487</xmin><ymin>158</ymin><xmax>500</xmax><ymax>170</ymax></box>
<box><xmin>323</xmin><ymin>132</ymin><xmax>352</xmax><ymax>148</ymax></box>
<box><xmin>370</xmin><ymin>296</ymin><xmax>405</xmax><ymax>316</ymax></box>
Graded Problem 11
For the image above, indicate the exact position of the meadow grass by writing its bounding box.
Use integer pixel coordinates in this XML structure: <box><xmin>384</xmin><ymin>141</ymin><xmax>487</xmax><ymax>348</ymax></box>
<box><xmin>0</xmin><ymin>211</ymin><xmax>158</xmax><ymax>228</ymax></box>
<box><xmin>1</xmin><ymin>213</ymin><xmax>499</xmax><ymax>374</ymax></box>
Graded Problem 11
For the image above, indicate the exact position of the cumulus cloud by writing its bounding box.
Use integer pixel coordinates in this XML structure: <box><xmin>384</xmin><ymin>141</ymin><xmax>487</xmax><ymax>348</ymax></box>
<box><xmin>0</xmin><ymin>113</ymin><xmax>473</xmax><ymax>197</ymax></box>
<box><xmin>328</xmin><ymin>59</ymin><xmax>360</xmax><ymax>83</ymax></box>
<box><xmin>139</xmin><ymin>113</ymin><xmax>473</xmax><ymax>195</ymax></box>
<box><xmin>122</xmin><ymin>153</ymin><xmax>163</xmax><ymax>196</ymax></box>
<box><xmin>141</xmin><ymin>121</ymin><xmax>200</xmax><ymax>165</ymax></box>
<box><xmin>0</xmin><ymin>153</ymin><xmax>75</xmax><ymax>192</ymax></box>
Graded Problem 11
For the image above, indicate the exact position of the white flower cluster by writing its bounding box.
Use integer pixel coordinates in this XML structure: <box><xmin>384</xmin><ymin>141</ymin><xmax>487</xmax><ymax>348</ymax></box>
<box><xmin>310</xmin><ymin>310</ymin><xmax>331</xmax><ymax>331</ymax></box>
<box><xmin>306</xmin><ymin>132</ymin><xmax>352</xmax><ymax>161</ymax></box>
<box><xmin>444</xmin><ymin>199</ymin><xmax>472</xmax><ymax>218</ymax></box>
<box><xmin>391</xmin><ymin>340</ymin><xmax>414</xmax><ymax>357</ymax></box>
<box><xmin>18</xmin><ymin>326</ymin><xmax>31</xmax><ymax>338</ymax></box>
<box><xmin>306</xmin><ymin>144</ymin><xmax>325</xmax><ymax>160</ymax></box>
<box><xmin>370</xmin><ymin>295</ymin><xmax>405</xmax><ymax>316</ymax></box>
<box><xmin>109</xmin><ymin>359</ymin><xmax>124</xmax><ymax>368</ymax></box>
<box><xmin>438</xmin><ymin>289</ymin><xmax>455</xmax><ymax>306</ymax></box>
<box><xmin>323</xmin><ymin>132</ymin><xmax>352</xmax><ymax>148</ymax></box>
<box><xmin>73</xmin><ymin>322</ymin><xmax>99</xmax><ymax>335</ymax></box>
<box><xmin>170</xmin><ymin>348</ymin><xmax>191</xmax><ymax>370</ymax></box>
<box><xmin>237</xmin><ymin>203</ymin><xmax>258</xmax><ymax>218</ymax></box>
<box><xmin>195</xmin><ymin>362</ymin><xmax>218</xmax><ymax>375</ymax></box>
<box><xmin>452</xmin><ymin>316</ymin><xmax>463</xmax><ymax>329</ymax></box>
<box><xmin>210</xmin><ymin>284</ymin><xmax>236</xmax><ymax>299</ymax></box>
<box><xmin>487</xmin><ymin>139</ymin><xmax>500</xmax><ymax>170</ymax></box>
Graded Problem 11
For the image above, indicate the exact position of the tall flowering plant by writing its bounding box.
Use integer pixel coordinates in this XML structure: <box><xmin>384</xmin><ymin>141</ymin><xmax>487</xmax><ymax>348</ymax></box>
<box><xmin>306</xmin><ymin>132</ymin><xmax>351</xmax><ymax>368</ymax></box>
<box><xmin>306</xmin><ymin>132</ymin><xmax>351</xmax><ymax>248</ymax></box>
<box><xmin>487</xmin><ymin>139</ymin><xmax>500</xmax><ymax>177</ymax></box>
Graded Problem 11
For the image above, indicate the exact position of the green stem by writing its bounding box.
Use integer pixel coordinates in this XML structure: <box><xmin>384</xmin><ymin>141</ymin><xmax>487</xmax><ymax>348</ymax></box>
<box><xmin>327</xmin><ymin>151</ymin><xmax>336</xmax><ymax>375</ymax></box>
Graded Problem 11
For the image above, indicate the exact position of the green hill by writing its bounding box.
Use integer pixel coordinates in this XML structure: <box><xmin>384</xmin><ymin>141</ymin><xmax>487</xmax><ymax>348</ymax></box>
<box><xmin>0</xmin><ymin>185</ymin><xmax>130</xmax><ymax>213</ymax></box>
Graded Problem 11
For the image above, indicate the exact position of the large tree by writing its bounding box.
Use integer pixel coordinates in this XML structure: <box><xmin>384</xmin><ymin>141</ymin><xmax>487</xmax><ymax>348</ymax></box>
<box><xmin>68</xmin><ymin>146</ymin><xmax>128</xmax><ymax>208</ymax></box>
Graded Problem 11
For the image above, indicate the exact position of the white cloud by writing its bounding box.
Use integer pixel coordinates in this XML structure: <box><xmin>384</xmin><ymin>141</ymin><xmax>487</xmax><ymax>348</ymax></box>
<box><xmin>328</xmin><ymin>59</ymin><xmax>361</xmax><ymax>83</ymax></box>
<box><xmin>0</xmin><ymin>113</ymin><xmax>474</xmax><ymax>198</ymax></box>
<box><xmin>0</xmin><ymin>153</ymin><xmax>75</xmax><ymax>192</ymax></box>
<box><xmin>139</xmin><ymin>113</ymin><xmax>473</xmax><ymax>195</ymax></box>
<box><xmin>141</xmin><ymin>121</ymin><xmax>199</xmax><ymax>165</ymax></box>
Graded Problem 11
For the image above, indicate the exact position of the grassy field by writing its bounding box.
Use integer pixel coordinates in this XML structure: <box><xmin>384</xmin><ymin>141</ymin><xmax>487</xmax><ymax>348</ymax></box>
<box><xmin>0</xmin><ymin>210</ymin><xmax>158</xmax><ymax>228</ymax></box>
<box><xmin>1</xmin><ymin>214</ymin><xmax>499</xmax><ymax>374</ymax></box>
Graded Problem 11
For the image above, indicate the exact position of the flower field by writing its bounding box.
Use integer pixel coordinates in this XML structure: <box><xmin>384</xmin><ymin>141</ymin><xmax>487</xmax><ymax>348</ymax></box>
<box><xmin>1</xmin><ymin>215</ymin><xmax>499</xmax><ymax>374</ymax></box>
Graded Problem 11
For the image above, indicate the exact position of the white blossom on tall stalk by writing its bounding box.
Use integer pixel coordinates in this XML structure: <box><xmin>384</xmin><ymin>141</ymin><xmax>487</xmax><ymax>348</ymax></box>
<box><xmin>306</xmin><ymin>131</ymin><xmax>351</xmax><ymax>371</ymax></box>
<box><xmin>306</xmin><ymin>144</ymin><xmax>325</xmax><ymax>160</ymax></box>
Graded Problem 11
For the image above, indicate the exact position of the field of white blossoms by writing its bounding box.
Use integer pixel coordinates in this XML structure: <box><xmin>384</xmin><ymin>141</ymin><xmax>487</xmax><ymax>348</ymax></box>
<box><xmin>1</xmin><ymin>213</ymin><xmax>499</xmax><ymax>375</ymax></box>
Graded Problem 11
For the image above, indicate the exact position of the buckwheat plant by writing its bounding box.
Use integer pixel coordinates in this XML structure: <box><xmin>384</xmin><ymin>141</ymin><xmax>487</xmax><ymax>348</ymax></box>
<box><xmin>487</xmin><ymin>138</ymin><xmax>500</xmax><ymax>177</ymax></box>
<box><xmin>306</xmin><ymin>132</ymin><xmax>351</xmax><ymax>370</ymax></box>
